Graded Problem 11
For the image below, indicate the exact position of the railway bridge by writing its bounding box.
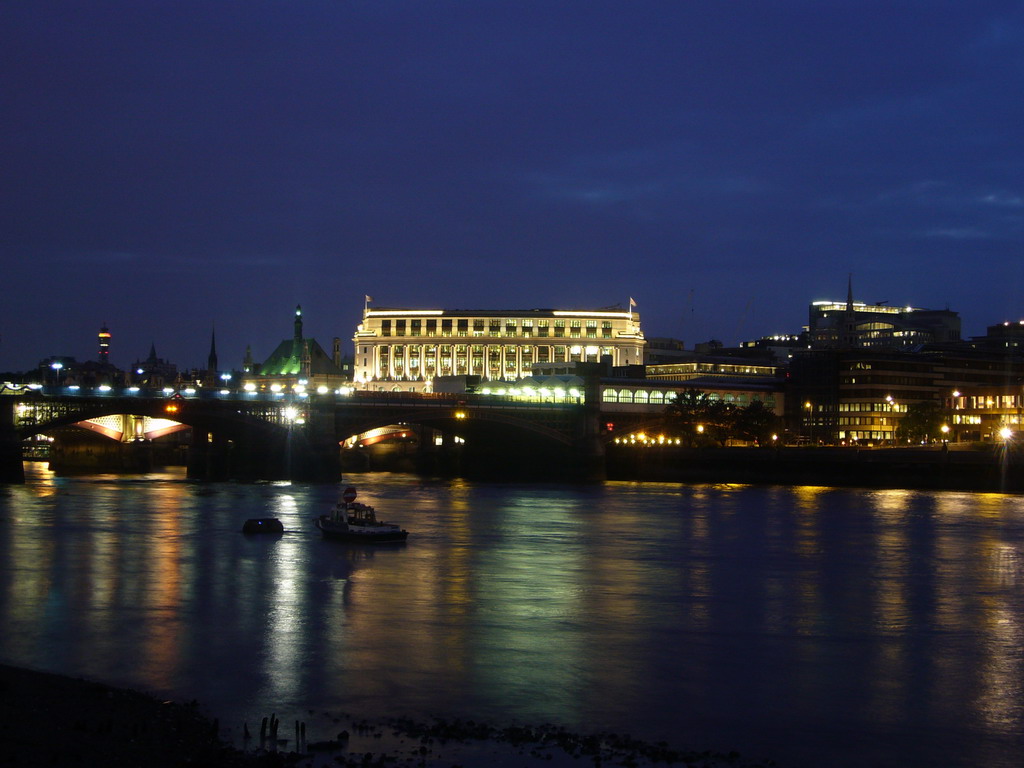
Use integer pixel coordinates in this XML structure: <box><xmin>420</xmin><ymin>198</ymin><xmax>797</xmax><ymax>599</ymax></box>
<box><xmin>0</xmin><ymin>381</ymin><xmax>606</xmax><ymax>482</ymax></box>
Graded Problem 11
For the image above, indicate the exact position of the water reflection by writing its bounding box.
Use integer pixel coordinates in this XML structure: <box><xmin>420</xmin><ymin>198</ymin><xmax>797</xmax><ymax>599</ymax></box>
<box><xmin>2</xmin><ymin>469</ymin><xmax>1024</xmax><ymax>767</ymax></box>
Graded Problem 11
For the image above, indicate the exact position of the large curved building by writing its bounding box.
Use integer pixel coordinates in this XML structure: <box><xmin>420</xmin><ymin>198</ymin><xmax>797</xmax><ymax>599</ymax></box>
<box><xmin>353</xmin><ymin>306</ymin><xmax>646</xmax><ymax>391</ymax></box>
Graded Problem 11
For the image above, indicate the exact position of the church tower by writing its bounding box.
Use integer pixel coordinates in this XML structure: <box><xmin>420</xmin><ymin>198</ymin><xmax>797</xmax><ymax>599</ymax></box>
<box><xmin>207</xmin><ymin>326</ymin><xmax>219</xmax><ymax>384</ymax></box>
<box><xmin>840</xmin><ymin>275</ymin><xmax>858</xmax><ymax>348</ymax></box>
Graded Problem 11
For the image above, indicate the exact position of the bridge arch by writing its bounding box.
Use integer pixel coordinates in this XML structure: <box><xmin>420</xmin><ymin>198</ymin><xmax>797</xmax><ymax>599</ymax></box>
<box><xmin>334</xmin><ymin>405</ymin><xmax>578</xmax><ymax>449</ymax></box>
<box><xmin>13</xmin><ymin>397</ymin><xmax>290</xmax><ymax>444</ymax></box>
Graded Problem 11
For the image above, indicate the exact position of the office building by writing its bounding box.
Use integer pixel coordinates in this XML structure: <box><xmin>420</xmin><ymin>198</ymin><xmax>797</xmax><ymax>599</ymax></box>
<box><xmin>808</xmin><ymin>280</ymin><xmax>960</xmax><ymax>350</ymax></box>
<box><xmin>353</xmin><ymin>305</ymin><xmax>646</xmax><ymax>391</ymax></box>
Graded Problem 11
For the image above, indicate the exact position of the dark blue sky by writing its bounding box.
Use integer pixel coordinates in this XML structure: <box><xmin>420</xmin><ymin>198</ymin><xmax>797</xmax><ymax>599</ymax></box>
<box><xmin>2</xmin><ymin>1</ymin><xmax>1023</xmax><ymax>372</ymax></box>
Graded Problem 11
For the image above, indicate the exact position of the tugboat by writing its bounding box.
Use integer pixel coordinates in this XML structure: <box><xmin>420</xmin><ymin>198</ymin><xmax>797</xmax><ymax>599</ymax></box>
<box><xmin>315</xmin><ymin>487</ymin><xmax>408</xmax><ymax>544</ymax></box>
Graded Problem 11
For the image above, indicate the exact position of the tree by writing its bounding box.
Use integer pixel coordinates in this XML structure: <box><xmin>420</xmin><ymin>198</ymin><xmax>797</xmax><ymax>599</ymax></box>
<box><xmin>733</xmin><ymin>400</ymin><xmax>782</xmax><ymax>446</ymax></box>
<box><xmin>895</xmin><ymin>401</ymin><xmax>945</xmax><ymax>443</ymax></box>
<box><xmin>664</xmin><ymin>390</ymin><xmax>735</xmax><ymax>447</ymax></box>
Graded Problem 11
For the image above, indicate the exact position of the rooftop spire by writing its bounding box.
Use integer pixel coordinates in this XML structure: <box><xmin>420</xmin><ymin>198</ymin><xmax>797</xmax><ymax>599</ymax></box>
<box><xmin>208</xmin><ymin>325</ymin><xmax>218</xmax><ymax>374</ymax></box>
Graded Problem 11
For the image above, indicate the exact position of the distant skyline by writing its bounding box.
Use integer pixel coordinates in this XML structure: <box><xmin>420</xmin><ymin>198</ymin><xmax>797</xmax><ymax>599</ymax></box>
<box><xmin>3</xmin><ymin>1</ymin><xmax>1023</xmax><ymax>371</ymax></box>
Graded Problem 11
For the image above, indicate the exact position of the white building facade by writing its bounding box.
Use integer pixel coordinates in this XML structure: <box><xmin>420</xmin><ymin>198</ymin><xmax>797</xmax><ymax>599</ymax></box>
<box><xmin>353</xmin><ymin>307</ymin><xmax>646</xmax><ymax>391</ymax></box>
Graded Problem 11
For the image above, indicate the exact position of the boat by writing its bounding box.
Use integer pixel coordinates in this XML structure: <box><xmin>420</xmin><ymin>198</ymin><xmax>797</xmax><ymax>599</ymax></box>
<box><xmin>241</xmin><ymin>517</ymin><xmax>284</xmax><ymax>534</ymax></box>
<box><xmin>315</xmin><ymin>499</ymin><xmax>409</xmax><ymax>544</ymax></box>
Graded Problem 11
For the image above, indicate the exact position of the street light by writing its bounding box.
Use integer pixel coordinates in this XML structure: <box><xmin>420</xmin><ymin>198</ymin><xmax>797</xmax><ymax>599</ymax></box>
<box><xmin>50</xmin><ymin>361</ymin><xmax>63</xmax><ymax>386</ymax></box>
<box><xmin>884</xmin><ymin>395</ymin><xmax>896</xmax><ymax>444</ymax></box>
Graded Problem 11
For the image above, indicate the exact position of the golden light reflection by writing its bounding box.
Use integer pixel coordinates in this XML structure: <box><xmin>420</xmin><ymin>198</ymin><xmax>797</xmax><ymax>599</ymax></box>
<box><xmin>791</xmin><ymin>486</ymin><xmax>826</xmax><ymax>637</ymax></box>
<box><xmin>263</xmin><ymin>493</ymin><xmax>305</xmax><ymax>705</ymax></box>
<box><xmin>137</xmin><ymin>483</ymin><xmax>186</xmax><ymax>690</ymax></box>
<box><xmin>4</xmin><ymin>479</ymin><xmax>57</xmax><ymax>659</ymax></box>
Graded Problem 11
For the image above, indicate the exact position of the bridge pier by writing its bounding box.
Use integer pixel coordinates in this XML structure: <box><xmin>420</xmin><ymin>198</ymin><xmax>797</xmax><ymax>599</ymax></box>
<box><xmin>188</xmin><ymin>428</ymin><xmax>233</xmax><ymax>481</ymax></box>
<box><xmin>576</xmin><ymin>365</ymin><xmax>607</xmax><ymax>481</ymax></box>
<box><xmin>293</xmin><ymin>407</ymin><xmax>342</xmax><ymax>482</ymax></box>
<box><xmin>0</xmin><ymin>399</ymin><xmax>25</xmax><ymax>484</ymax></box>
<box><xmin>186</xmin><ymin>414</ymin><xmax>341</xmax><ymax>483</ymax></box>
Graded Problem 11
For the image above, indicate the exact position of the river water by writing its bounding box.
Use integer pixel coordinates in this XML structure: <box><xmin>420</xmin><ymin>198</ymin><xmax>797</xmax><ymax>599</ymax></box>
<box><xmin>2</xmin><ymin>464</ymin><xmax>1023</xmax><ymax>767</ymax></box>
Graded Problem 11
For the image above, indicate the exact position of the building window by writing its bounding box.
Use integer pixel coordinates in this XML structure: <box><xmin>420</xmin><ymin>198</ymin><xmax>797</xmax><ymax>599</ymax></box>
<box><xmin>381</xmin><ymin>320</ymin><xmax>391</xmax><ymax>337</ymax></box>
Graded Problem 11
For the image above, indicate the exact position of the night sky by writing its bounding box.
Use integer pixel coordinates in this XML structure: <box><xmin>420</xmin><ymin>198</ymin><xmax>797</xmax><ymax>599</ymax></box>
<box><xmin>2</xmin><ymin>1</ymin><xmax>1023</xmax><ymax>373</ymax></box>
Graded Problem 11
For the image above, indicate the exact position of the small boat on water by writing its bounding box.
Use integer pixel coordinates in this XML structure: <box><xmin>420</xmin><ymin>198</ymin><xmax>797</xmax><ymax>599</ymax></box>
<box><xmin>241</xmin><ymin>517</ymin><xmax>284</xmax><ymax>534</ymax></box>
<box><xmin>315</xmin><ymin>495</ymin><xmax>408</xmax><ymax>544</ymax></box>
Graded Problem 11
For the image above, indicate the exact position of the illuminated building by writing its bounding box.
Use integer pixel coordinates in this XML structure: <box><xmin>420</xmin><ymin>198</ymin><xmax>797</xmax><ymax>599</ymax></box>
<box><xmin>973</xmin><ymin>320</ymin><xmax>1024</xmax><ymax>352</ymax></box>
<box><xmin>808</xmin><ymin>279</ymin><xmax>960</xmax><ymax>349</ymax></box>
<box><xmin>786</xmin><ymin>344</ymin><xmax>1024</xmax><ymax>444</ymax></box>
<box><xmin>243</xmin><ymin>305</ymin><xmax>348</xmax><ymax>393</ymax></box>
<box><xmin>353</xmin><ymin>305</ymin><xmax>646</xmax><ymax>392</ymax></box>
<box><xmin>646</xmin><ymin>360</ymin><xmax>781</xmax><ymax>382</ymax></box>
<box><xmin>98</xmin><ymin>324</ymin><xmax>111</xmax><ymax>363</ymax></box>
<box><xmin>612</xmin><ymin>358</ymin><xmax>785</xmax><ymax>415</ymax></box>
<box><xmin>948</xmin><ymin>387</ymin><xmax>1024</xmax><ymax>442</ymax></box>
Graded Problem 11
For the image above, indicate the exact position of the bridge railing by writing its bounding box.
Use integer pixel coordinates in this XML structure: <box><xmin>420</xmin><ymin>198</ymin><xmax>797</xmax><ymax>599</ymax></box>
<box><xmin>4</xmin><ymin>383</ymin><xmax>584</xmax><ymax>410</ymax></box>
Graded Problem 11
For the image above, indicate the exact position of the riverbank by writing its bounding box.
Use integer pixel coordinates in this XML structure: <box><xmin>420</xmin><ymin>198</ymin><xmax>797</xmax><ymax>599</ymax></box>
<box><xmin>607</xmin><ymin>444</ymin><xmax>1024</xmax><ymax>492</ymax></box>
<box><xmin>0</xmin><ymin>664</ymin><xmax>779</xmax><ymax>767</ymax></box>
<box><xmin>0</xmin><ymin>664</ymin><xmax>278</xmax><ymax>767</ymax></box>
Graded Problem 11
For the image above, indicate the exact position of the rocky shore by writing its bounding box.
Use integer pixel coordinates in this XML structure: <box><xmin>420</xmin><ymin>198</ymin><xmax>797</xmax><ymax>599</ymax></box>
<box><xmin>0</xmin><ymin>663</ymin><xmax>779</xmax><ymax>767</ymax></box>
<box><xmin>0</xmin><ymin>663</ymin><xmax>273</xmax><ymax>767</ymax></box>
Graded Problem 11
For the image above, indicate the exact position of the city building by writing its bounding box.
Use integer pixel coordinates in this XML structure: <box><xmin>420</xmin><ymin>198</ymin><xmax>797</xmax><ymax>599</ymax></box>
<box><xmin>131</xmin><ymin>344</ymin><xmax>178</xmax><ymax>388</ymax></box>
<box><xmin>948</xmin><ymin>387</ymin><xmax>1024</xmax><ymax>442</ymax></box>
<box><xmin>242</xmin><ymin>305</ymin><xmax>349</xmax><ymax>394</ymax></box>
<box><xmin>37</xmin><ymin>323</ymin><xmax>123</xmax><ymax>387</ymax></box>
<box><xmin>646</xmin><ymin>359</ymin><xmax>782</xmax><ymax>384</ymax></box>
<box><xmin>738</xmin><ymin>333</ymin><xmax>807</xmax><ymax>361</ymax></box>
<box><xmin>786</xmin><ymin>344</ymin><xmax>1024</xmax><ymax>444</ymax></box>
<box><xmin>971</xmin><ymin>321</ymin><xmax>1024</xmax><ymax>353</ymax></box>
<box><xmin>644</xmin><ymin>337</ymin><xmax>688</xmax><ymax>364</ymax></box>
<box><xmin>98</xmin><ymin>324</ymin><xmax>111</xmax><ymax>364</ymax></box>
<box><xmin>352</xmin><ymin>305</ymin><xmax>646</xmax><ymax>392</ymax></box>
<box><xmin>808</xmin><ymin>280</ymin><xmax>960</xmax><ymax>350</ymax></box>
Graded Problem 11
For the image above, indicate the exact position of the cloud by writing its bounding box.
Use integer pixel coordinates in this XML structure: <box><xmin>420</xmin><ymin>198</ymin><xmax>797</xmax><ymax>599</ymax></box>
<box><xmin>980</xmin><ymin>192</ymin><xmax>1024</xmax><ymax>208</ymax></box>
<box><xmin>924</xmin><ymin>227</ymin><xmax>995</xmax><ymax>240</ymax></box>
<box><xmin>53</xmin><ymin>250</ymin><xmax>140</xmax><ymax>264</ymax></box>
